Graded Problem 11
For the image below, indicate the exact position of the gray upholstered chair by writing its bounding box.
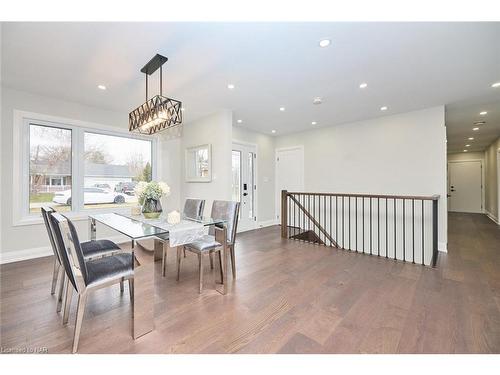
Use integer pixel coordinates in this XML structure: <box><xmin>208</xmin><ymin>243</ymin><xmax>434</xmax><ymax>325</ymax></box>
<box><xmin>177</xmin><ymin>200</ymin><xmax>240</xmax><ymax>293</ymax></box>
<box><xmin>41</xmin><ymin>206</ymin><xmax>123</xmax><ymax>312</ymax></box>
<box><xmin>183</xmin><ymin>198</ymin><xmax>205</xmax><ymax>220</ymax></box>
<box><xmin>51</xmin><ymin>212</ymin><xmax>134</xmax><ymax>353</ymax></box>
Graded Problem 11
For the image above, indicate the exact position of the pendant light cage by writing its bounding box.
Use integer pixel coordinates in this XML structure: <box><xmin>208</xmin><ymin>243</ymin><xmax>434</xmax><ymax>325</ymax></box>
<box><xmin>129</xmin><ymin>54</ymin><xmax>183</xmax><ymax>135</ymax></box>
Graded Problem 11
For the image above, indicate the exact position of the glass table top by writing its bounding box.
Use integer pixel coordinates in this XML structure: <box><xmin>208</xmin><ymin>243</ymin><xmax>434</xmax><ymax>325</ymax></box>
<box><xmin>89</xmin><ymin>212</ymin><xmax>226</xmax><ymax>240</ymax></box>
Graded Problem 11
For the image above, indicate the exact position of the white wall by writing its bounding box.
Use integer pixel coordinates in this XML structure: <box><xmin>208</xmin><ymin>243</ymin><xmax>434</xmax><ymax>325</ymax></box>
<box><xmin>0</xmin><ymin>87</ymin><xmax>178</xmax><ymax>261</ymax></box>
<box><xmin>232</xmin><ymin>126</ymin><xmax>276</xmax><ymax>225</ymax></box>
<box><xmin>274</xmin><ymin>106</ymin><xmax>448</xmax><ymax>251</ymax></box>
<box><xmin>484</xmin><ymin>137</ymin><xmax>500</xmax><ymax>223</ymax></box>
<box><xmin>181</xmin><ymin>110</ymin><xmax>233</xmax><ymax>216</ymax></box>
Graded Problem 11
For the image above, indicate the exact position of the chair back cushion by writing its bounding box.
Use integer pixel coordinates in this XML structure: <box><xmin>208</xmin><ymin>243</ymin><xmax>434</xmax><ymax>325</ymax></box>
<box><xmin>49</xmin><ymin>213</ymin><xmax>77</xmax><ymax>289</ymax></box>
<box><xmin>64</xmin><ymin>217</ymin><xmax>90</xmax><ymax>285</ymax></box>
<box><xmin>208</xmin><ymin>200</ymin><xmax>240</xmax><ymax>245</ymax></box>
<box><xmin>183</xmin><ymin>199</ymin><xmax>205</xmax><ymax>220</ymax></box>
<box><xmin>41</xmin><ymin>206</ymin><xmax>60</xmax><ymax>263</ymax></box>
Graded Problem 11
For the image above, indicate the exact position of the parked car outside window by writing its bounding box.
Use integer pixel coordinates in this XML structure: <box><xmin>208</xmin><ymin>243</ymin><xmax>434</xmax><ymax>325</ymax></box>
<box><xmin>52</xmin><ymin>188</ymin><xmax>126</xmax><ymax>205</ymax></box>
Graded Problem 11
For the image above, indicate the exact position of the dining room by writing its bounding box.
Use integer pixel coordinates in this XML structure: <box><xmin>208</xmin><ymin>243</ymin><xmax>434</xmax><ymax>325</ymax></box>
<box><xmin>1</xmin><ymin>5</ymin><xmax>500</xmax><ymax>374</ymax></box>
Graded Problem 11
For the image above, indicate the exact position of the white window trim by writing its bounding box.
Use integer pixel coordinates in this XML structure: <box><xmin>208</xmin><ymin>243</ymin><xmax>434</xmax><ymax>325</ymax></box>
<box><xmin>12</xmin><ymin>110</ymin><xmax>159</xmax><ymax>226</ymax></box>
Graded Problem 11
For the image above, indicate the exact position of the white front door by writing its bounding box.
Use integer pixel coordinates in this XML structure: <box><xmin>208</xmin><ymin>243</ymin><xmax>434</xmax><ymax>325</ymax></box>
<box><xmin>232</xmin><ymin>143</ymin><xmax>257</xmax><ymax>232</ymax></box>
<box><xmin>448</xmin><ymin>161</ymin><xmax>482</xmax><ymax>213</ymax></box>
<box><xmin>275</xmin><ymin>147</ymin><xmax>304</xmax><ymax>220</ymax></box>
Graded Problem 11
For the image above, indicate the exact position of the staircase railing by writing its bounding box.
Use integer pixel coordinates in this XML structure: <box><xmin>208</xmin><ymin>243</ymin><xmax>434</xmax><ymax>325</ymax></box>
<box><xmin>281</xmin><ymin>190</ymin><xmax>440</xmax><ymax>267</ymax></box>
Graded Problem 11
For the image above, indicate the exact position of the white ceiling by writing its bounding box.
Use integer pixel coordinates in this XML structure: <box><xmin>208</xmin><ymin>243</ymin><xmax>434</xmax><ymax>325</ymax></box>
<box><xmin>2</xmin><ymin>22</ymin><xmax>500</xmax><ymax>150</ymax></box>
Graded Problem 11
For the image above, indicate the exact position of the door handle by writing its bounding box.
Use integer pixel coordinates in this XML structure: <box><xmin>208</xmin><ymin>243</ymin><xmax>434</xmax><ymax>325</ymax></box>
<box><xmin>243</xmin><ymin>193</ymin><xmax>248</xmax><ymax>196</ymax></box>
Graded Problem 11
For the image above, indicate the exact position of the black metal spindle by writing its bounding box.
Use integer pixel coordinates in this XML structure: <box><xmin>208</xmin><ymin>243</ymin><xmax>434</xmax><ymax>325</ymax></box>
<box><xmin>385</xmin><ymin>198</ymin><xmax>388</xmax><ymax>258</ymax></box>
<box><xmin>421</xmin><ymin>200</ymin><xmax>424</xmax><ymax>265</ymax></box>
<box><xmin>394</xmin><ymin>199</ymin><xmax>397</xmax><ymax>260</ymax></box>
<box><xmin>348</xmin><ymin>196</ymin><xmax>351</xmax><ymax>250</ymax></box>
<box><xmin>362</xmin><ymin>197</ymin><xmax>365</xmax><ymax>253</ymax></box>
<box><xmin>330</xmin><ymin>196</ymin><xmax>332</xmax><ymax>246</ymax></box>
<box><xmin>412</xmin><ymin>199</ymin><xmax>415</xmax><ymax>264</ymax></box>
<box><xmin>342</xmin><ymin>196</ymin><xmax>345</xmax><ymax>249</ymax></box>
<box><xmin>355</xmin><ymin>197</ymin><xmax>358</xmax><ymax>252</ymax></box>
<box><xmin>369</xmin><ymin>197</ymin><xmax>372</xmax><ymax>255</ymax></box>
<box><xmin>377</xmin><ymin>198</ymin><xmax>380</xmax><ymax>256</ymax></box>
<box><xmin>403</xmin><ymin>199</ymin><xmax>406</xmax><ymax>262</ymax></box>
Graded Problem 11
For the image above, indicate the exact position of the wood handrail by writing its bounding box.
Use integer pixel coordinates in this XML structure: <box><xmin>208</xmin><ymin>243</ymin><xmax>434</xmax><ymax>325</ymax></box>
<box><xmin>287</xmin><ymin>194</ymin><xmax>339</xmax><ymax>247</ymax></box>
<box><xmin>286</xmin><ymin>192</ymin><xmax>440</xmax><ymax>201</ymax></box>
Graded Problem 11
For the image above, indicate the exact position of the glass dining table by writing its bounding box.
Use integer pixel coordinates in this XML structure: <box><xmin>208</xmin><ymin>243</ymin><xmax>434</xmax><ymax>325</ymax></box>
<box><xmin>88</xmin><ymin>212</ymin><xmax>229</xmax><ymax>339</ymax></box>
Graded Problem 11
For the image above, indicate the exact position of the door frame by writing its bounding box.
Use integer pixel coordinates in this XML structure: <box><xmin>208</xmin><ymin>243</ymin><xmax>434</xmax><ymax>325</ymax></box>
<box><xmin>233</xmin><ymin>140</ymin><xmax>258</xmax><ymax>231</ymax></box>
<box><xmin>275</xmin><ymin>145</ymin><xmax>305</xmax><ymax>221</ymax></box>
<box><xmin>447</xmin><ymin>159</ymin><xmax>484</xmax><ymax>213</ymax></box>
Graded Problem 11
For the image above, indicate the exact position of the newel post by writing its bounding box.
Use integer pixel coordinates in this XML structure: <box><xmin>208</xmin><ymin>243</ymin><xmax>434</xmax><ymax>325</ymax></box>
<box><xmin>281</xmin><ymin>190</ymin><xmax>288</xmax><ymax>238</ymax></box>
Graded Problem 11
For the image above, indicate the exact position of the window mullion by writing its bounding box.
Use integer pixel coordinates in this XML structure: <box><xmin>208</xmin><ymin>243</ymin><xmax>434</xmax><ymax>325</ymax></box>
<box><xmin>72</xmin><ymin>128</ymin><xmax>85</xmax><ymax>212</ymax></box>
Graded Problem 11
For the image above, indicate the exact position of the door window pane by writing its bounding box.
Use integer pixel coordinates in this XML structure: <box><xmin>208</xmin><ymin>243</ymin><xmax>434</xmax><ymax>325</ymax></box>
<box><xmin>231</xmin><ymin>150</ymin><xmax>241</xmax><ymax>202</ymax></box>
<box><xmin>29</xmin><ymin>124</ymin><xmax>72</xmax><ymax>213</ymax></box>
<box><xmin>84</xmin><ymin>132</ymin><xmax>152</xmax><ymax>209</ymax></box>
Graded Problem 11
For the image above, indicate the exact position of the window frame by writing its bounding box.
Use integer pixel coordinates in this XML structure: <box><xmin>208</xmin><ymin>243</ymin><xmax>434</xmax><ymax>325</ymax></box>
<box><xmin>13</xmin><ymin>110</ymin><xmax>158</xmax><ymax>226</ymax></box>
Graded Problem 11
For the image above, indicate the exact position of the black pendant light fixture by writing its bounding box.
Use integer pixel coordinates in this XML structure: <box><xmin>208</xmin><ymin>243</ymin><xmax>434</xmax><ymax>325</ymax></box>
<box><xmin>129</xmin><ymin>54</ymin><xmax>183</xmax><ymax>135</ymax></box>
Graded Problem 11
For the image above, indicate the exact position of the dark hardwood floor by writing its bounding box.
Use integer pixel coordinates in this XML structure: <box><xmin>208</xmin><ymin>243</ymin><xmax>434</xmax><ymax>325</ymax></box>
<box><xmin>1</xmin><ymin>213</ymin><xmax>499</xmax><ymax>353</ymax></box>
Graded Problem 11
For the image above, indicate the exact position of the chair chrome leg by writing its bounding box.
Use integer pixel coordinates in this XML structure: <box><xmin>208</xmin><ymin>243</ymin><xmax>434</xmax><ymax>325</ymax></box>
<box><xmin>230</xmin><ymin>246</ymin><xmax>236</xmax><ymax>279</ymax></box>
<box><xmin>62</xmin><ymin>279</ymin><xmax>73</xmax><ymax>325</ymax></box>
<box><xmin>56</xmin><ymin>272</ymin><xmax>66</xmax><ymax>313</ymax></box>
<box><xmin>51</xmin><ymin>259</ymin><xmax>60</xmax><ymax>295</ymax></box>
<box><xmin>120</xmin><ymin>280</ymin><xmax>124</xmax><ymax>293</ymax></box>
<box><xmin>72</xmin><ymin>293</ymin><xmax>88</xmax><ymax>353</ymax></box>
<box><xmin>183</xmin><ymin>247</ymin><xmax>186</xmax><ymax>258</ymax></box>
<box><xmin>209</xmin><ymin>252</ymin><xmax>214</xmax><ymax>269</ymax></box>
<box><xmin>176</xmin><ymin>247</ymin><xmax>182</xmax><ymax>281</ymax></box>
<box><xmin>198</xmin><ymin>253</ymin><xmax>204</xmax><ymax>294</ymax></box>
<box><xmin>128</xmin><ymin>279</ymin><xmax>134</xmax><ymax>302</ymax></box>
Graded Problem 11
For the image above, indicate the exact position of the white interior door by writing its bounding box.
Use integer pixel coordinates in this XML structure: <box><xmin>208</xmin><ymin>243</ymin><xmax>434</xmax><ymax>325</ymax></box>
<box><xmin>275</xmin><ymin>147</ymin><xmax>304</xmax><ymax>220</ymax></box>
<box><xmin>448</xmin><ymin>161</ymin><xmax>482</xmax><ymax>213</ymax></box>
<box><xmin>232</xmin><ymin>143</ymin><xmax>257</xmax><ymax>232</ymax></box>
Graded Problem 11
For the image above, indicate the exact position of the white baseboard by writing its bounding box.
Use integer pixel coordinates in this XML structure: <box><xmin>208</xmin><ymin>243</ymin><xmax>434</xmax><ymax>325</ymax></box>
<box><xmin>438</xmin><ymin>242</ymin><xmax>447</xmax><ymax>253</ymax></box>
<box><xmin>485</xmin><ymin>210</ymin><xmax>500</xmax><ymax>225</ymax></box>
<box><xmin>0</xmin><ymin>235</ymin><xmax>128</xmax><ymax>265</ymax></box>
<box><xmin>258</xmin><ymin>219</ymin><xmax>279</xmax><ymax>228</ymax></box>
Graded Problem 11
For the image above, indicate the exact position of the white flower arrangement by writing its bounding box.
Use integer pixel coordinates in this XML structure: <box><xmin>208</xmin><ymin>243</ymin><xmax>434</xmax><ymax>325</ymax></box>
<box><xmin>134</xmin><ymin>181</ymin><xmax>170</xmax><ymax>204</ymax></box>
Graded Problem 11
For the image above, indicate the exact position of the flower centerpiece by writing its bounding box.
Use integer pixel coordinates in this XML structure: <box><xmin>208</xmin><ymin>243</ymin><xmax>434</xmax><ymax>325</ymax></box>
<box><xmin>134</xmin><ymin>181</ymin><xmax>170</xmax><ymax>219</ymax></box>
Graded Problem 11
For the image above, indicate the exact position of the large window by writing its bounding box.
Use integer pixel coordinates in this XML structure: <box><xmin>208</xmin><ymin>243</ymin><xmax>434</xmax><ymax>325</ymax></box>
<box><xmin>24</xmin><ymin>117</ymin><xmax>155</xmax><ymax>218</ymax></box>
<box><xmin>83</xmin><ymin>132</ymin><xmax>152</xmax><ymax>209</ymax></box>
<box><xmin>29</xmin><ymin>124</ymin><xmax>72</xmax><ymax>213</ymax></box>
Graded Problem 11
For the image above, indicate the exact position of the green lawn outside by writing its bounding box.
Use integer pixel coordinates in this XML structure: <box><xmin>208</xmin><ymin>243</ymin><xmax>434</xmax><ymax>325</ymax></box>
<box><xmin>30</xmin><ymin>192</ymin><xmax>55</xmax><ymax>203</ymax></box>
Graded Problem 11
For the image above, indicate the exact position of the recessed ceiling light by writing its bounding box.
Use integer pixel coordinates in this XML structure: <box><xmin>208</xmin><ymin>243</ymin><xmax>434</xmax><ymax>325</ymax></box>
<box><xmin>319</xmin><ymin>39</ymin><xmax>331</xmax><ymax>48</ymax></box>
<box><xmin>359</xmin><ymin>83</ymin><xmax>368</xmax><ymax>89</ymax></box>
<box><xmin>311</xmin><ymin>121</ymin><xmax>317</xmax><ymax>125</ymax></box>
<box><xmin>468</xmin><ymin>137</ymin><xmax>474</xmax><ymax>140</ymax></box>
<box><xmin>227</xmin><ymin>84</ymin><xmax>235</xmax><ymax>90</ymax></box>
<box><xmin>479</xmin><ymin>111</ymin><xmax>488</xmax><ymax>116</ymax></box>
<box><xmin>473</xmin><ymin>127</ymin><xmax>479</xmax><ymax>131</ymax></box>
<box><xmin>237</xmin><ymin>119</ymin><xmax>242</xmax><ymax>124</ymax></box>
<box><xmin>271</xmin><ymin>130</ymin><xmax>276</xmax><ymax>134</ymax></box>
<box><xmin>279</xmin><ymin>107</ymin><xmax>285</xmax><ymax>112</ymax></box>
<box><xmin>465</xmin><ymin>144</ymin><xmax>470</xmax><ymax>147</ymax></box>
<box><xmin>380</xmin><ymin>106</ymin><xmax>388</xmax><ymax>111</ymax></box>
<box><xmin>463</xmin><ymin>150</ymin><xmax>468</xmax><ymax>152</ymax></box>
<box><xmin>491</xmin><ymin>82</ymin><xmax>500</xmax><ymax>88</ymax></box>
<box><xmin>97</xmin><ymin>85</ymin><xmax>106</xmax><ymax>90</ymax></box>
<box><xmin>474</xmin><ymin>121</ymin><xmax>486</xmax><ymax>125</ymax></box>
<box><xmin>313</xmin><ymin>97</ymin><xmax>322</xmax><ymax>105</ymax></box>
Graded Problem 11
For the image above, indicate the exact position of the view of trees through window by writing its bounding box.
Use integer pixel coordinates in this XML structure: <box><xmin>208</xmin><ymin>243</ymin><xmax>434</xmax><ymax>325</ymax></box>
<box><xmin>29</xmin><ymin>124</ymin><xmax>72</xmax><ymax>213</ymax></box>
<box><xmin>28</xmin><ymin>123</ymin><xmax>153</xmax><ymax>213</ymax></box>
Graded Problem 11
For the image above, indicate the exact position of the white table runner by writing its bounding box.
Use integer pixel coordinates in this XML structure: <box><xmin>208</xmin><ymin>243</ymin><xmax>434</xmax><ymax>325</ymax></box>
<box><xmin>134</xmin><ymin>218</ymin><xmax>207</xmax><ymax>246</ymax></box>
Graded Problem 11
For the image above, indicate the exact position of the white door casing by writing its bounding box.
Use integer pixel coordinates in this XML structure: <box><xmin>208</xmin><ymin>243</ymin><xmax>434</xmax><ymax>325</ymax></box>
<box><xmin>232</xmin><ymin>142</ymin><xmax>257</xmax><ymax>232</ymax></box>
<box><xmin>275</xmin><ymin>146</ymin><xmax>304</xmax><ymax>220</ymax></box>
<box><xmin>448</xmin><ymin>161</ymin><xmax>482</xmax><ymax>213</ymax></box>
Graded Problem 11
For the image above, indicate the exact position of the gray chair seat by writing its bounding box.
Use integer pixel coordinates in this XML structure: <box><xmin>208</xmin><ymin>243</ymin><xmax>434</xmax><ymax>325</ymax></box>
<box><xmin>81</xmin><ymin>239</ymin><xmax>121</xmax><ymax>259</ymax></box>
<box><xmin>185</xmin><ymin>235</ymin><xmax>221</xmax><ymax>252</ymax></box>
<box><xmin>86</xmin><ymin>253</ymin><xmax>133</xmax><ymax>287</ymax></box>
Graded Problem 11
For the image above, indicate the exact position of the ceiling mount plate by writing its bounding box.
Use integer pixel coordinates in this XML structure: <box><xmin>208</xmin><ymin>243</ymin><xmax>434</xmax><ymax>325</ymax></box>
<box><xmin>141</xmin><ymin>54</ymin><xmax>168</xmax><ymax>75</ymax></box>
